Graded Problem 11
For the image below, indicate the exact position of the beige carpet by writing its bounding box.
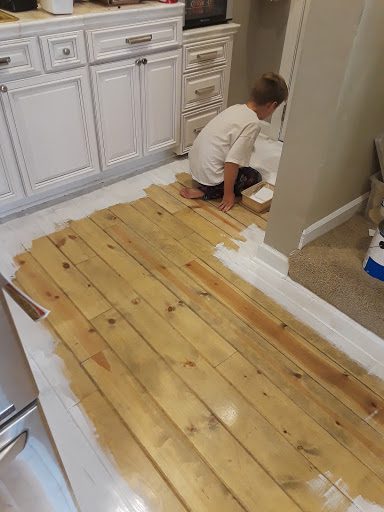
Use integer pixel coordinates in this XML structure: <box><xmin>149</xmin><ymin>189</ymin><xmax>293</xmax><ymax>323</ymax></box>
<box><xmin>289</xmin><ymin>214</ymin><xmax>384</xmax><ymax>339</ymax></box>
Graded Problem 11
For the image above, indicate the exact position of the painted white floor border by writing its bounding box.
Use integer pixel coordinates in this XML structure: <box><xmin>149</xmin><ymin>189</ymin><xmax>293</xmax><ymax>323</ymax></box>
<box><xmin>215</xmin><ymin>226</ymin><xmax>384</xmax><ymax>380</ymax></box>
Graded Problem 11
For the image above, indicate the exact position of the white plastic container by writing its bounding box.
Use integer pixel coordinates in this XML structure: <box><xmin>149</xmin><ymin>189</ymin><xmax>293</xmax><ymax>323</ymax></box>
<box><xmin>40</xmin><ymin>0</ymin><xmax>73</xmax><ymax>14</ymax></box>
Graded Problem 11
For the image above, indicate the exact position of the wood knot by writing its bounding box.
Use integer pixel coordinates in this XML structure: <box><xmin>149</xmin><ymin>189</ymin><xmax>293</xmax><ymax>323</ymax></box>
<box><xmin>167</xmin><ymin>305</ymin><xmax>176</xmax><ymax>312</ymax></box>
<box><xmin>18</xmin><ymin>259</ymin><xmax>25</xmax><ymax>265</ymax></box>
<box><xmin>131</xmin><ymin>298</ymin><xmax>141</xmax><ymax>305</ymax></box>
<box><xmin>88</xmin><ymin>328</ymin><xmax>96</xmax><ymax>333</ymax></box>
<box><xmin>186</xmin><ymin>424</ymin><xmax>198</xmax><ymax>435</ymax></box>
<box><xmin>62</xmin><ymin>262</ymin><xmax>70</xmax><ymax>269</ymax></box>
<box><xmin>46</xmin><ymin>291</ymin><xmax>52</xmax><ymax>297</ymax></box>
<box><xmin>293</xmin><ymin>372</ymin><xmax>302</xmax><ymax>379</ymax></box>
<box><xmin>68</xmin><ymin>234</ymin><xmax>77</xmax><ymax>240</ymax></box>
<box><xmin>108</xmin><ymin>318</ymin><xmax>116</xmax><ymax>325</ymax></box>
<box><xmin>56</xmin><ymin>238</ymin><xmax>66</xmax><ymax>248</ymax></box>
<box><xmin>208</xmin><ymin>414</ymin><xmax>219</xmax><ymax>431</ymax></box>
<box><xmin>183</xmin><ymin>360</ymin><xmax>196</xmax><ymax>368</ymax></box>
<box><xmin>157</xmin><ymin>211</ymin><xmax>163</xmax><ymax>216</ymax></box>
<box><xmin>107</xmin><ymin>244</ymin><xmax>115</xmax><ymax>249</ymax></box>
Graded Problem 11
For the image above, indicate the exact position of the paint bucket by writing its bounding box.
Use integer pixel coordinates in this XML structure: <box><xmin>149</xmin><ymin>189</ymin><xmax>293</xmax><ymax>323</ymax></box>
<box><xmin>363</xmin><ymin>220</ymin><xmax>384</xmax><ymax>281</ymax></box>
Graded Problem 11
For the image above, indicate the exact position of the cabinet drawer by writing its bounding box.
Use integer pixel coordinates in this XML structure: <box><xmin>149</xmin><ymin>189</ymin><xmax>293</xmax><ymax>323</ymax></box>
<box><xmin>183</xmin><ymin>67</ymin><xmax>225</xmax><ymax>111</ymax></box>
<box><xmin>0</xmin><ymin>38</ymin><xmax>42</xmax><ymax>80</ymax></box>
<box><xmin>87</xmin><ymin>18</ymin><xmax>182</xmax><ymax>63</ymax></box>
<box><xmin>181</xmin><ymin>104</ymin><xmax>222</xmax><ymax>153</ymax></box>
<box><xmin>183</xmin><ymin>38</ymin><xmax>230</xmax><ymax>73</ymax></box>
<box><xmin>40</xmin><ymin>31</ymin><xmax>87</xmax><ymax>71</ymax></box>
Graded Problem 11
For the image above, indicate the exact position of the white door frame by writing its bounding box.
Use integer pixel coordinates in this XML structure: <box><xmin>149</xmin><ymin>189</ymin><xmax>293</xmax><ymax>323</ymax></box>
<box><xmin>261</xmin><ymin>0</ymin><xmax>308</xmax><ymax>141</ymax></box>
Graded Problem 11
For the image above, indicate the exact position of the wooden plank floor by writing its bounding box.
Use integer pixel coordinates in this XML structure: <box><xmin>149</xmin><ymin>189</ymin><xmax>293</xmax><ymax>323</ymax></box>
<box><xmin>14</xmin><ymin>174</ymin><xmax>384</xmax><ymax>512</ymax></box>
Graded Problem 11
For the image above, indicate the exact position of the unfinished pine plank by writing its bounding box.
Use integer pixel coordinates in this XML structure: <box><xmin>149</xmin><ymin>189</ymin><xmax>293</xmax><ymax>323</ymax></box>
<box><xmin>70</xmin><ymin>217</ymin><xmax>149</xmax><ymax>281</ymax></box>
<box><xmin>144</xmin><ymin>184</ymin><xmax>189</xmax><ymax>214</ymax></box>
<box><xmin>93</xmin><ymin>208</ymin><xmax>194</xmax><ymax>268</ymax></box>
<box><xmin>132</xmin><ymin>197</ymin><xmax>193</xmax><ymax>239</ymax></box>
<box><xmin>29</xmin><ymin>236</ymin><xmax>110</xmax><ymax>320</ymax></box>
<box><xmin>79</xmin><ymin>257</ymin><xmax>302</xmax><ymax>512</ymax></box>
<box><xmin>49</xmin><ymin>227</ymin><xmax>95</xmax><ymax>265</ymax></box>
<box><xmin>14</xmin><ymin>253</ymin><xmax>107</xmax><ymax>362</ymax></box>
<box><xmin>217</xmin><ymin>352</ymin><xmax>384</xmax><ymax>506</ymax></box>
<box><xmin>150</xmin><ymin>265</ymin><xmax>384</xmax><ymax>482</ymax></box>
<box><xmin>92</xmin><ymin>306</ymin><xmax>356</xmax><ymax>512</ymax></box>
<box><xmin>175</xmin><ymin>208</ymin><xmax>238</xmax><ymax>247</ymax></box>
<box><xmin>83</xmin><ymin>349</ymin><xmax>247</xmax><ymax>512</ymax></box>
<box><xmin>129</xmin><ymin>274</ymin><xmax>236</xmax><ymax>367</ymax></box>
<box><xmin>77</xmin><ymin>391</ymin><xmax>187</xmax><ymax>512</ymax></box>
<box><xmin>184</xmin><ymin>259</ymin><xmax>384</xmax><ymax>435</ymax></box>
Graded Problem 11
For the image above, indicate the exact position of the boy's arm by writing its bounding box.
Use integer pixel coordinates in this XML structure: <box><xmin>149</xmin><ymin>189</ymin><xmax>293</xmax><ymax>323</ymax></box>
<box><xmin>219</xmin><ymin>162</ymin><xmax>239</xmax><ymax>212</ymax></box>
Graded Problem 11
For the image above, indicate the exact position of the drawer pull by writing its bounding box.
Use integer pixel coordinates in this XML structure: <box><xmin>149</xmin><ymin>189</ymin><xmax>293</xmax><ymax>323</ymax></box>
<box><xmin>0</xmin><ymin>85</ymin><xmax>8</xmax><ymax>93</ymax></box>
<box><xmin>195</xmin><ymin>85</ymin><xmax>215</xmax><ymax>96</ymax></box>
<box><xmin>126</xmin><ymin>35</ymin><xmax>153</xmax><ymax>45</ymax></box>
<box><xmin>193</xmin><ymin>127</ymin><xmax>203</xmax><ymax>135</ymax></box>
<box><xmin>0</xmin><ymin>57</ymin><xmax>11</xmax><ymax>65</ymax></box>
<box><xmin>62</xmin><ymin>48</ymin><xmax>71</xmax><ymax>56</ymax></box>
<box><xmin>197</xmin><ymin>51</ymin><xmax>218</xmax><ymax>61</ymax></box>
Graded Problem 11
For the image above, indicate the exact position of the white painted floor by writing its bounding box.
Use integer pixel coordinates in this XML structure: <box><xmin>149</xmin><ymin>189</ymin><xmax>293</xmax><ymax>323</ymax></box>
<box><xmin>1</xmin><ymin>158</ymin><xmax>384</xmax><ymax>511</ymax></box>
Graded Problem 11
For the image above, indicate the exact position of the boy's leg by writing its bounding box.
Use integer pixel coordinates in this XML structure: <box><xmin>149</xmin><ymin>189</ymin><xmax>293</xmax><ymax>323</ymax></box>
<box><xmin>234</xmin><ymin>167</ymin><xmax>262</xmax><ymax>196</ymax></box>
<box><xmin>180</xmin><ymin>182</ymin><xmax>224</xmax><ymax>200</ymax></box>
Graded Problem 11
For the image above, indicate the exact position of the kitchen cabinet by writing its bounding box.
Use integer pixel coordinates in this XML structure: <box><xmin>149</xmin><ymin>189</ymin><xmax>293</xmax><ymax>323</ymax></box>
<box><xmin>0</xmin><ymin>68</ymin><xmax>100</xmax><ymax>195</ymax></box>
<box><xmin>142</xmin><ymin>49</ymin><xmax>181</xmax><ymax>155</ymax></box>
<box><xmin>92</xmin><ymin>48</ymin><xmax>181</xmax><ymax>170</ymax></box>
<box><xmin>0</xmin><ymin>105</ymin><xmax>25</xmax><ymax>210</ymax></box>
<box><xmin>92</xmin><ymin>59</ymin><xmax>142</xmax><ymax>170</ymax></box>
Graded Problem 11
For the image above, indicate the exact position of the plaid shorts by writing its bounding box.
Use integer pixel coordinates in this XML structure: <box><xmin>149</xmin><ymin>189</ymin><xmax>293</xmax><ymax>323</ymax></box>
<box><xmin>198</xmin><ymin>167</ymin><xmax>262</xmax><ymax>200</ymax></box>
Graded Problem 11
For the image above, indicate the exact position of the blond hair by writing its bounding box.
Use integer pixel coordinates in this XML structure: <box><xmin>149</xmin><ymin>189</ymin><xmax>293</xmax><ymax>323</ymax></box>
<box><xmin>251</xmin><ymin>72</ymin><xmax>288</xmax><ymax>106</ymax></box>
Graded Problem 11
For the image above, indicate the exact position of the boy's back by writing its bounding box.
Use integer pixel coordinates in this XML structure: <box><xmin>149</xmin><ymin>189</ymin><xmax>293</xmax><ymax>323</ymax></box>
<box><xmin>189</xmin><ymin>104</ymin><xmax>260</xmax><ymax>186</ymax></box>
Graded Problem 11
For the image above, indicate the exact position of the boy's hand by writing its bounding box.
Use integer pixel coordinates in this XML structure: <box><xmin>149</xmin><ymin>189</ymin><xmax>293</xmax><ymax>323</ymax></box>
<box><xmin>219</xmin><ymin>193</ymin><xmax>235</xmax><ymax>212</ymax></box>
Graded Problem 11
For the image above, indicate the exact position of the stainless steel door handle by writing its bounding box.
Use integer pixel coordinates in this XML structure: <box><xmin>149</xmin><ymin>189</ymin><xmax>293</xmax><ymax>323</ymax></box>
<box><xmin>197</xmin><ymin>51</ymin><xmax>218</xmax><ymax>61</ymax></box>
<box><xmin>195</xmin><ymin>85</ymin><xmax>215</xmax><ymax>96</ymax></box>
<box><xmin>0</xmin><ymin>57</ymin><xmax>11</xmax><ymax>65</ymax></box>
<box><xmin>62</xmin><ymin>48</ymin><xmax>71</xmax><ymax>56</ymax></box>
<box><xmin>0</xmin><ymin>85</ymin><xmax>8</xmax><ymax>93</ymax></box>
<box><xmin>126</xmin><ymin>35</ymin><xmax>152</xmax><ymax>45</ymax></box>
<box><xmin>0</xmin><ymin>432</ymin><xmax>27</xmax><ymax>470</ymax></box>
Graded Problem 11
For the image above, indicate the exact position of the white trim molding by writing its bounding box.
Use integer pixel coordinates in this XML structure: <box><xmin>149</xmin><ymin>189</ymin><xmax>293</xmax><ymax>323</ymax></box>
<box><xmin>256</xmin><ymin>242</ymin><xmax>289</xmax><ymax>276</ymax></box>
<box><xmin>299</xmin><ymin>192</ymin><xmax>369</xmax><ymax>249</ymax></box>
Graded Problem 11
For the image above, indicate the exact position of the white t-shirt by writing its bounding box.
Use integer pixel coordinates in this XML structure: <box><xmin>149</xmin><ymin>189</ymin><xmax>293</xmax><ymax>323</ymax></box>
<box><xmin>189</xmin><ymin>104</ymin><xmax>261</xmax><ymax>186</ymax></box>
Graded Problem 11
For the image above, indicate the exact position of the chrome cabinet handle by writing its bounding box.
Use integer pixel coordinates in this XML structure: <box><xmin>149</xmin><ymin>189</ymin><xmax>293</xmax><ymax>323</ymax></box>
<box><xmin>0</xmin><ymin>57</ymin><xmax>11</xmax><ymax>65</ymax></box>
<box><xmin>126</xmin><ymin>35</ymin><xmax>152</xmax><ymax>45</ymax></box>
<box><xmin>197</xmin><ymin>51</ymin><xmax>218</xmax><ymax>61</ymax></box>
<box><xmin>195</xmin><ymin>85</ymin><xmax>215</xmax><ymax>96</ymax></box>
<box><xmin>62</xmin><ymin>48</ymin><xmax>71</xmax><ymax>56</ymax></box>
<box><xmin>0</xmin><ymin>85</ymin><xmax>8</xmax><ymax>93</ymax></box>
<box><xmin>135</xmin><ymin>58</ymin><xmax>148</xmax><ymax>66</ymax></box>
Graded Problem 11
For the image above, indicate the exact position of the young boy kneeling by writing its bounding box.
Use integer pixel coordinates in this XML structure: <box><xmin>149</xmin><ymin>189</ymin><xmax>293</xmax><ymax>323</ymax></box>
<box><xmin>181</xmin><ymin>72</ymin><xmax>288</xmax><ymax>212</ymax></box>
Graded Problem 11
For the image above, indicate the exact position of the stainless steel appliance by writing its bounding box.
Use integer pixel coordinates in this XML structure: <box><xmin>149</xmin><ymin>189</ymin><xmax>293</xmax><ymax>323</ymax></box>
<box><xmin>180</xmin><ymin>0</ymin><xmax>233</xmax><ymax>29</ymax></box>
<box><xmin>0</xmin><ymin>288</ymin><xmax>78</xmax><ymax>511</ymax></box>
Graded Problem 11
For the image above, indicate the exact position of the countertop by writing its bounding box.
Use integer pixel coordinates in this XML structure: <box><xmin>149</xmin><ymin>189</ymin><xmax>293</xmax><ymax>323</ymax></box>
<box><xmin>0</xmin><ymin>0</ymin><xmax>184</xmax><ymax>37</ymax></box>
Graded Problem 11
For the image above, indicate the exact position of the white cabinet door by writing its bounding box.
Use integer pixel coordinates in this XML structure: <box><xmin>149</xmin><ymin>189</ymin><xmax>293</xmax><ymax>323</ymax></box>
<box><xmin>1</xmin><ymin>68</ymin><xmax>99</xmax><ymax>195</ymax></box>
<box><xmin>141</xmin><ymin>49</ymin><xmax>181</xmax><ymax>155</ymax></box>
<box><xmin>0</xmin><ymin>105</ymin><xmax>24</xmax><ymax>210</ymax></box>
<box><xmin>91</xmin><ymin>59</ymin><xmax>142</xmax><ymax>171</ymax></box>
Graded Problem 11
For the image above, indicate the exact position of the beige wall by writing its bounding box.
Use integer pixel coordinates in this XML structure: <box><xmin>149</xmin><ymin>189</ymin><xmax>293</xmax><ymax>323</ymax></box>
<box><xmin>265</xmin><ymin>0</ymin><xmax>384</xmax><ymax>256</ymax></box>
<box><xmin>228</xmin><ymin>0</ymin><xmax>291</xmax><ymax>106</ymax></box>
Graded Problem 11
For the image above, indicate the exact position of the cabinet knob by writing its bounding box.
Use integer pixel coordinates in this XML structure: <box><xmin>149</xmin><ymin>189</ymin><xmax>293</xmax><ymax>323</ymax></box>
<box><xmin>135</xmin><ymin>58</ymin><xmax>142</xmax><ymax>66</ymax></box>
<box><xmin>0</xmin><ymin>85</ymin><xmax>8</xmax><ymax>93</ymax></box>
<box><xmin>142</xmin><ymin>58</ymin><xmax>148</xmax><ymax>65</ymax></box>
<box><xmin>62</xmin><ymin>48</ymin><xmax>71</xmax><ymax>56</ymax></box>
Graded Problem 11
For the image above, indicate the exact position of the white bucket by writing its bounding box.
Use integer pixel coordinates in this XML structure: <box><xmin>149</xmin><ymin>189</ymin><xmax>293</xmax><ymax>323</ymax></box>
<box><xmin>363</xmin><ymin>221</ymin><xmax>384</xmax><ymax>281</ymax></box>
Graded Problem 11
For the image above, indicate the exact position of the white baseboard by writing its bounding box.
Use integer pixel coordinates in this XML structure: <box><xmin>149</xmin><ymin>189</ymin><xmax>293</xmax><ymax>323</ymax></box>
<box><xmin>299</xmin><ymin>192</ymin><xmax>369</xmax><ymax>249</ymax></box>
<box><xmin>256</xmin><ymin>242</ymin><xmax>289</xmax><ymax>276</ymax></box>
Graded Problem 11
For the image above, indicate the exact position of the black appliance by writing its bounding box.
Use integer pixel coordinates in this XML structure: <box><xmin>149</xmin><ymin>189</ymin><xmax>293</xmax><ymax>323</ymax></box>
<box><xmin>0</xmin><ymin>0</ymin><xmax>37</xmax><ymax>12</ymax></box>
<box><xmin>183</xmin><ymin>0</ymin><xmax>233</xmax><ymax>30</ymax></box>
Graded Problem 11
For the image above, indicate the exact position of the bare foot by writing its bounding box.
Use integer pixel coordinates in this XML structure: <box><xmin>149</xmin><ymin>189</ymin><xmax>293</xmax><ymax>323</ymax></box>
<box><xmin>180</xmin><ymin>187</ymin><xmax>204</xmax><ymax>199</ymax></box>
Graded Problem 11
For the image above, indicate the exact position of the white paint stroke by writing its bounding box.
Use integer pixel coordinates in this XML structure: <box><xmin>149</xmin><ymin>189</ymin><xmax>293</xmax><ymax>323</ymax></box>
<box><xmin>214</xmin><ymin>224</ymin><xmax>384</xmax><ymax>380</ymax></box>
<box><xmin>307</xmin><ymin>472</ymin><xmax>384</xmax><ymax>512</ymax></box>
